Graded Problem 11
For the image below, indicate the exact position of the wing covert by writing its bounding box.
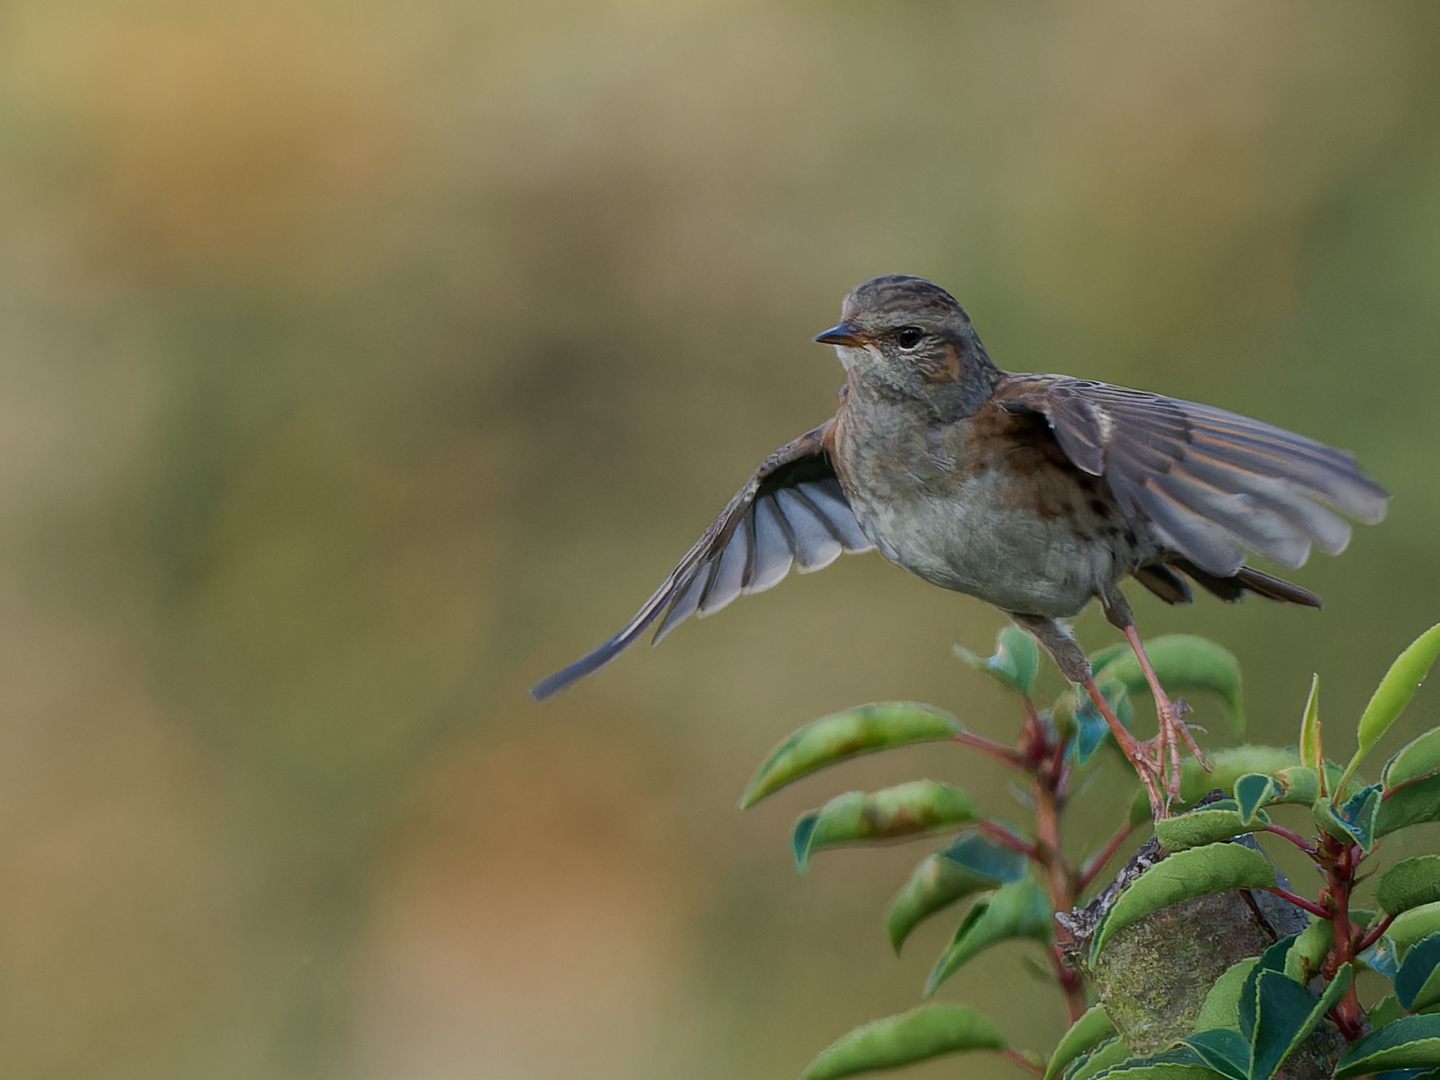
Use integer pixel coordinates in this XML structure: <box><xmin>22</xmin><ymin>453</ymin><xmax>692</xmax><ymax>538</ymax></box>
<box><xmin>993</xmin><ymin>375</ymin><xmax>1389</xmax><ymax>579</ymax></box>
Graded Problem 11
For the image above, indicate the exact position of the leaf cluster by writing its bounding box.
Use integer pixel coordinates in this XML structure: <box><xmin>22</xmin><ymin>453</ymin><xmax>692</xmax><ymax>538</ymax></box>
<box><xmin>741</xmin><ymin>623</ymin><xmax>1440</xmax><ymax>1080</ymax></box>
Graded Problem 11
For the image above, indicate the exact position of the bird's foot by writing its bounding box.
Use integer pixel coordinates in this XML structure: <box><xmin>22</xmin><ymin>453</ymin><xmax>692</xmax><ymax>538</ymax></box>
<box><xmin>1137</xmin><ymin>695</ymin><xmax>1213</xmax><ymax>803</ymax></box>
<box><xmin>1113</xmin><ymin>624</ymin><xmax>1220</xmax><ymax>810</ymax></box>
<box><xmin>1082</xmin><ymin>677</ymin><xmax>1170</xmax><ymax>819</ymax></box>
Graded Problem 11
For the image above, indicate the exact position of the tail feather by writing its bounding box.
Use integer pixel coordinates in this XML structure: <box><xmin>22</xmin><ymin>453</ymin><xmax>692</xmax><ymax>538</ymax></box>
<box><xmin>1168</xmin><ymin>557</ymin><xmax>1323</xmax><ymax>609</ymax></box>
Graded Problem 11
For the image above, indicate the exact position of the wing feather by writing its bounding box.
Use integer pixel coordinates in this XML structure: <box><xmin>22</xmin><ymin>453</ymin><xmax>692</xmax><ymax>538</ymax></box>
<box><xmin>746</xmin><ymin>496</ymin><xmax>794</xmax><ymax>591</ymax></box>
<box><xmin>529</xmin><ymin>421</ymin><xmax>873</xmax><ymax>699</ymax></box>
<box><xmin>776</xmin><ymin>488</ymin><xmax>845</xmax><ymax>571</ymax></box>
<box><xmin>993</xmin><ymin>375</ymin><xmax>1388</xmax><ymax>578</ymax></box>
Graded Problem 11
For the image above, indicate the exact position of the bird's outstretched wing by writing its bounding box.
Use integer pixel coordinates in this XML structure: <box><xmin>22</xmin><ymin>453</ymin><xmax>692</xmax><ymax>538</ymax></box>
<box><xmin>529</xmin><ymin>421</ymin><xmax>872</xmax><ymax>700</ymax></box>
<box><xmin>991</xmin><ymin>375</ymin><xmax>1389</xmax><ymax>578</ymax></box>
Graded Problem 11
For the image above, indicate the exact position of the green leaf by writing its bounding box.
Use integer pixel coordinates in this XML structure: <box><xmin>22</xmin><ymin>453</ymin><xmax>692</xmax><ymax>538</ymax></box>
<box><xmin>1388</xmin><ymin>902</ymin><xmax>1440</xmax><ymax>959</ymax></box>
<box><xmin>1196</xmin><ymin>956</ymin><xmax>1260</xmax><ymax>1031</ymax></box>
<box><xmin>1089</xmin><ymin>642</ymin><xmax>1132</xmax><ymax>674</ymax></box>
<box><xmin>1054</xmin><ymin>675</ymin><xmax>1134</xmax><ymax>756</ymax></box>
<box><xmin>1155</xmin><ymin>800</ymin><xmax>1269</xmax><ymax>852</ymax></box>
<box><xmin>1298</xmin><ymin>673</ymin><xmax>1323</xmax><ymax>777</ymax></box>
<box><xmin>741</xmin><ymin>703</ymin><xmax>961</xmax><ymax>808</ymax></box>
<box><xmin>926</xmin><ymin>876</ymin><xmax>1052</xmax><ymax>995</ymax></box>
<box><xmin>1079</xmin><ymin>1047</ymin><xmax>1226</xmax><ymax>1080</ymax></box>
<box><xmin>791</xmin><ymin>781</ymin><xmax>978</xmax><ymax>871</ymax></box>
<box><xmin>1345</xmin><ymin>784</ymin><xmax>1384</xmax><ymax>850</ymax></box>
<box><xmin>1250</xmin><ymin>965</ymin><xmax>1352</xmax><ymax>1080</ymax></box>
<box><xmin>1179</xmin><ymin>1029</ymin><xmax>1249</xmax><ymax>1080</ymax></box>
<box><xmin>1128</xmin><ymin>746</ymin><xmax>1303</xmax><ymax>824</ymax></box>
<box><xmin>1068</xmin><ymin>1037</ymin><xmax>1132</xmax><ymax>1080</ymax></box>
<box><xmin>885</xmin><ymin>832</ymin><xmax>1027</xmax><ymax>954</ymax></box>
<box><xmin>1234</xmin><ymin>774</ymin><xmax>1279</xmax><ymax>825</ymax></box>
<box><xmin>1239</xmin><ymin>935</ymin><xmax>1300</xmax><ymax>1040</ymax></box>
<box><xmin>1268</xmin><ymin>765</ymin><xmax>1322</xmax><ymax>806</ymax></box>
<box><xmin>1384</xmin><ymin>726</ymin><xmax>1440</xmax><ymax>792</ymax></box>
<box><xmin>1360</xmin><ymin>934</ymin><xmax>1400</xmax><ymax>977</ymax></box>
<box><xmin>1340</xmin><ymin>623</ymin><xmax>1440</xmax><ymax>793</ymax></box>
<box><xmin>1380</xmin><ymin>856</ymin><xmax>1440</xmax><ymax>916</ymax></box>
<box><xmin>1314</xmin><ymin>784</ymin><xmax>1382</xmax><ymax>851</ymax></box>
<box><xmin>1378</xmin><ymin>774</ymin><xmax>1440</xmax><ymax>837</ymax></box>
<box><xmin>1284</xmin><ymin>916</ymin><xmax>1333</xmax><ymax>984</ymax></box>
<box><xmin>1369</xmin><ymin>993</ymin><xmax>1406</xmax><ymax>1028</ymax></box>
<box><xmin>1045</xmin><ymin>1006</ymin><xmax>1117</xmax><ymax>1080</ymax></box>
<box><xmin>1398</xmin><ymin>933</ymin><xmax>1440</xmax><ymax>1012</ymax></box>
<box><xmin>796</xmin><ymin>1003</ymin><xmax>1007</xmax><ymax>1080</ymax></box>
<box><xmin>1093</xmin><ymin>635</ymin><xmax>1245</xmax><ymax>734</ymax></box>
<box><xmin>954</xmin><ymin>625</ymin><xmax>1040</xmax><ymax>696</ymax></box>
<box><xmin>1071</xmin><ymin>690</ymin><xmax>1133</xmax><ymax>766</ymax></box>
<box><xmin>1091</xmin><ymin>843</ymin><xmax>1278</xmax><ymax>960</ymax></box>
<box><xmin>1335</xmin><ymin>1014</ymin><xmax>1440</xmax><ymax>1079</ymax></box>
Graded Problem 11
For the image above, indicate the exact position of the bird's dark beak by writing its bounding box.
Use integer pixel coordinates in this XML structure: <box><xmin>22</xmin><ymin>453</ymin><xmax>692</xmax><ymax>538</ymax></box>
<box><xmin>814</xmin><ymin>322</ymin><xmax>866</xmax><ymax>347</ymax></box>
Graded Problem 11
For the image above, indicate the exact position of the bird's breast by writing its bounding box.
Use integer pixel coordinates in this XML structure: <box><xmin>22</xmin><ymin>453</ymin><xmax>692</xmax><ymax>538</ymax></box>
<box><xmin>832</xmin><ymin>399</ymin><xmax>1142</xmax><ymax>617</ymax></box>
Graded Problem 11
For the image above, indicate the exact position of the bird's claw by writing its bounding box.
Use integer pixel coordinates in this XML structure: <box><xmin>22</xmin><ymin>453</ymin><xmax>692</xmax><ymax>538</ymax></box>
<box><xmin>1135</xmin><ymin>694</ymin><xmax>1214</xmax><ymax>807</ymax></box>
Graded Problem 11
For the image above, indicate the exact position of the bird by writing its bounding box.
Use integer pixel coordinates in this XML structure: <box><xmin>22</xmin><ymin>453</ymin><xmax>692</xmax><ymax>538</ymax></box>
<box><xmin>530</xmin><ymin>275</ymin><xmax>1388</xmax><ymax>817</ymax></box>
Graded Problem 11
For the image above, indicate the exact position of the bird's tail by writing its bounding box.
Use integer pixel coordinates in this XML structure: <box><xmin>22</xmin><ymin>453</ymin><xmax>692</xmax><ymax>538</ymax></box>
<box><xmin>1162</xmin><ymin>557</ymin><xmax>1323</xmax><ymax>609</ymax></box>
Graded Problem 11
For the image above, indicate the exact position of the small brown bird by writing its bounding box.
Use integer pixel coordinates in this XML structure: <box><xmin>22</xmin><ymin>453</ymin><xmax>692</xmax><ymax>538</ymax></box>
<box><xmin>531</xmin><ymin>276</ymin><xmax>1388</xmax><ymax>816</ymax></box>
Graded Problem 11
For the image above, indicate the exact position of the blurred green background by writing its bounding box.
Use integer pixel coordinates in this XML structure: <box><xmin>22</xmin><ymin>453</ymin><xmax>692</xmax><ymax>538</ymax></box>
<box><xmin>2</xmin><ymin>1</ymin><xmax>1438</xmax><ymax>1077</ymax></box>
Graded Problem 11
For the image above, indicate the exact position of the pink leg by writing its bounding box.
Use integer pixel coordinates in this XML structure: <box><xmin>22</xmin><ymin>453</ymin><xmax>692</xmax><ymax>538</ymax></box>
<box><xmin>1083</xmin><ymin>677</ymin><xmax>1168</xmax><ymax>819</ymax></box>
<box><xmin>1120</xmin><ymin>624</ymin><xmax>1211</xmax><ymax>800</ymax></box>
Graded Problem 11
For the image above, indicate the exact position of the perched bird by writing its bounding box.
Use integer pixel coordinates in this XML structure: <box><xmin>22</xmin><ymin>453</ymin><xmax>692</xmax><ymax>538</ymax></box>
<box><xmin>531</xmin><ymin>276</ymin><xmax>1388</xmax><ymax>816</ymax></box>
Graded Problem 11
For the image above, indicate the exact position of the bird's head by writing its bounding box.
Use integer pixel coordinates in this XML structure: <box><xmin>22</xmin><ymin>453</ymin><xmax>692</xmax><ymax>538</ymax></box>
<box><xmin>815</xmin><ymin>275</ymin><xmax>998</xmax><ymax>414</ymax></box>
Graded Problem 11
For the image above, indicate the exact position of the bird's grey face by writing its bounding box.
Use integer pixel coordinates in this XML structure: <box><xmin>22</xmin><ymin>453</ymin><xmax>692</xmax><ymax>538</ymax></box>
<box><xmin>814</xmin><ymin>275</ymin><xmax>983</xmax><ymax>402</ymax></box>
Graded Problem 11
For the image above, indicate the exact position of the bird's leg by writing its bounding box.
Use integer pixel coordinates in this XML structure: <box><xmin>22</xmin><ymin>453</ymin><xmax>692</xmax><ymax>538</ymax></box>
<box><xmin>1008</xmin><ymin>612</ymin><xmax>1168</xmax><ymax>819</ymax></box>
<box><xmin>1100</xmin><ymin>589</ymin><xmax>1211</xmax><ymax>801</ymax></box>
<box><xmin>1081</xmin><ymin>676</ymin><xmax>1167</xmax><ymax>819</ymax></box>
<box><xmin>1121</xmin><ymin>622</ymin><xmax>1211</xmax><ymax>769</ymax></box>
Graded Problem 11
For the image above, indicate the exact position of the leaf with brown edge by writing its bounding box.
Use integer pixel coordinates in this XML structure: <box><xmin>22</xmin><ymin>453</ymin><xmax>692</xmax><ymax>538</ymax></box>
<box><xmin>741</xmin><ymin>703</ymin><xmax>961</xmax><ymax>808</ymax></box>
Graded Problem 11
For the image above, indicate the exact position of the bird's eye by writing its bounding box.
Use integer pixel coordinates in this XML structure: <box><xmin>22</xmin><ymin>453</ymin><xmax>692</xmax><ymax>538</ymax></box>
<box><xmin>896</xmin><ymin>326</ymin><xmax>924</xmax><ymax>349</ymax></box>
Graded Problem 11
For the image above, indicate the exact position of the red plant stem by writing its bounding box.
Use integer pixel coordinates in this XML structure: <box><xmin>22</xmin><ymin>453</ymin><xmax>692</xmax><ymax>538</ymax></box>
<box><xmin>1357</xmin><ymin>912</ymin><xmax>1398</xmax><ymax>953</ymax></box>
<box><xmin>1309</xmin><ymin>840</ymin><xmax>1367</xmax><ymax>1041</ymax></box>
<box><xmin>1263</xmin><ymin>885</ymin><xmax>1330</xmax><ymax>919</ymax></box>
<box><xmin>1079</xmin><ymin>821</ymin><xmax>1138</xmax><ymax>891</ymax></box>
<box><xmin>1262</xmin><ymin>823</ymin><xmax>1319</xmax><ymax>856</ymax></box>
<box><xmin>1021</xmin><ymin>695</ymin><xmax>1044</xmax><ymax>737</ymax></box>
<box><xmin>975</xmin><ymin>819</ymin><xmax>1041</xmax><ymax>862</ymax></box>
<box><xmin>1381</xmin><ymin>775</ymin><xmax>1428</xmax><ymax>800</ymax></box>
<box><xmin>1033</xmin><ymin>780</ymin><xmax>1071</xmax><ymax>913</ymax></box>
<box><xmin>1002</xmin><ymin>1048</ymin><xmax>1044</xmax><ymax>1076</ymax></box>
<box><xmin>1048</xmin><ymin>734</ymin><xmax>1071</xmax><ymax>797</ymax></box>
<box><xmin>1032</xmin><ymin>750</ymin><xmax>1087</xmax><ymax>1026</ymax></box>
<box><xmin>954</xmin><ymin>731</ymin><xmax>1027</xmax><ymax>768</ymax></box>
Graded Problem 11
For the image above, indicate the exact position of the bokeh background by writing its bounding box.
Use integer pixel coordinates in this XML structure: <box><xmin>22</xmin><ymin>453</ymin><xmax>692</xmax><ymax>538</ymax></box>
<box><xmin>2</xmin><ymin>1</ymin><xmax>1439</xmax><ymax>1077</ymax></box>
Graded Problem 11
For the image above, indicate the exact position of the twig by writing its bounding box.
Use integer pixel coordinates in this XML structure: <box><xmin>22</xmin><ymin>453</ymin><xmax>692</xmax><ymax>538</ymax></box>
<box><xmin>975</xmin><ymin>819</ymin><xmax>1042</xmax><ymax>862</ymax></box>
<box><xmin>1262</xmin><ymin>823</ymin><xmax>1318</xmax><ymax>856</ymax></box>
<box><xmin>1262</xmin><ymin>885</ymin><xmax>1330</xmax><ymax>919</ymax></box>
<box><xmin>1001</xmin><ymin>1048</ymin><xmax>1044</xmax><ymax>1077</ymax></box>
<box><xmin>954</xmin><ymin>731</ymin><xmax>1027</xmax><ymax>768</ymax></box>
<box><xmin>1356</xmin><ymin>912</ymin><xmax>1398</xmax><ymax>953</ymax></box>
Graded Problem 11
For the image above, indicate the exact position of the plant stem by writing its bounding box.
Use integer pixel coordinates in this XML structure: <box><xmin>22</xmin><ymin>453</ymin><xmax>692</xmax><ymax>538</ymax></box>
<box><xmin>1033</xmin><ymin>743</ymin><xmax>1087</xmax><ymax>1026</ymax></box>
<box><xmin>1262</xmin><ymin>885</ymin><xmax>1330</xmax><ymax>919</ymax></box>
<box><xmin>954</xmin><ymin>731</ymin><xmax>1027</xmax><ymax>768</ymax></box>
<box><xmin>1356</xmin><ymin>912</ymin><xmax>1397</xmax><ymax>953</ymax></box>
<box><xmin>1315</xmin><ymin>839</ymin><xmax>1366</xmax><ymax>1040</ymax></box>
<box><xmin>975</xmin><ymin>819</ymin><xmax>1042</xmax><ymax>861</ymax></box>
<box><xmin>1262</xmin><ymin>823</ymin><xmax>1318</xmax><ymax>856</ymax></box>
<box><xmin>1002</xmin><ymin>1048</ymin><xmax>1044</xmax><ymax>1076</ymax></box>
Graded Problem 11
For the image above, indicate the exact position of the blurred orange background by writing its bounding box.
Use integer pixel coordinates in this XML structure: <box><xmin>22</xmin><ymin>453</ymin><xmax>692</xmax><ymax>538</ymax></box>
<box><xmin>2</xmin><ymin>2</ymin><xmax>1439</xmax><ymax>1077</ymax></box>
